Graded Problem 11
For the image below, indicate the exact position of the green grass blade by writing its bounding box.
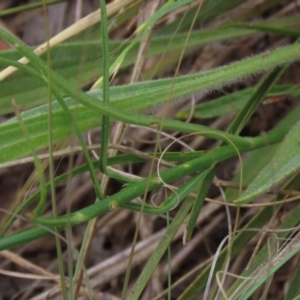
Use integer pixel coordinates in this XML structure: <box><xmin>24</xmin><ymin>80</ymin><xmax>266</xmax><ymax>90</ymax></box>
<box><xmin>99</xmin><ymin>0</ymin><xmax>110</xmax><ymax>175</ymax></box>
<box><xmin>176</xmin><ymin>84</ymin><xmax>299</xmax><ymax>119</ymax></box>
<box><xmin>3</xmin><ymin>38</ymin><xmax>300</xmax><ymax>164</ymax></box>
<box><xmin>226</xmin><ymin>103</ymin><xmax>300</xmax><ymax>202</ymax></box>
<box><xmin>1</xmin><ymin>17</ymin><xmax>300</xmax><ymax>114</ymax></box>
<box><xmin>227</xmin><ymin>65</ymin><xmax>288</xmax><ymax>135</ymax></box>
<box><xmin>121</xmin><ymin>171</ymin><xmax>206</xmax><ymax>215</ymax></box>
<box><xmin>185</xmin><ymin>168</ymin><xmax>215</xmax><ymax>242</ymax></box>
<box><xmin>232</xmin><ymin>23</ymin><xmax>300</xmax><ymax>38</ymax></box>
<box><xmin>156</xmin><ymin>0</ymin><xmax>245</xmax><ymax>34</ymax></box>
<box><xmin>139</xmin><ymin>0</ymin><xmax>194</xmax><ymax>37</ymax></box>
<box><xmin>235</xmin><ymin>118</ymin><xmax>300</xmax><ymax>204</ymax></box>
<box><xmin>127</xmin><ymin>195</ymin><xmax>196</xmax><ymax>300</ymax></box>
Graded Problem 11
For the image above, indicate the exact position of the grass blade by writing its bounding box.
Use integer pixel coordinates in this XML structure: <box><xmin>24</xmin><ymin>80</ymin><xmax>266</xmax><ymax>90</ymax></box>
<box><xmin>235</xmin><ymin>118</ymin><xmax>300</xmax><ymax>204</ymax></box>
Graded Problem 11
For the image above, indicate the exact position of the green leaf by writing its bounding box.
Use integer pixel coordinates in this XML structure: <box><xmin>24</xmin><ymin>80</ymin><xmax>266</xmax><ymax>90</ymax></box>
<box><xmin>176</xmin><ymin>84</ymin><xmax>299</xmax><ymax>119</ymax></box>
<box><xmin>185</xmin><ymin>168</ymin><xmax>215</xmax><ymax>242</ymax></box>
<box><xmin>0</xmin><ymin>26</ymin><xmax>256</xmax><ymax>114</ymax></box>
<box><xmin>225</xmin><ymin>103</ymin><xmax>300</xmax><ymax>202</ymax></box>
<box><xmin>2</xmin><ymin>40</ymin><xmax>300</xmax><ymax>164</ymax></box>
<box><xmin>127</xmin><ymin>196</ymin><xmax>196</xmax><ymax>300</ymax></box>
<box><xmin>235</xmin><ymin>119</ymin><xmax>300</xmax><ymax>204</ymax></box>
<box><xmin>1</xmin><ymin>16</ymin><xmax>300</xmax><ymax>114</ymax></box>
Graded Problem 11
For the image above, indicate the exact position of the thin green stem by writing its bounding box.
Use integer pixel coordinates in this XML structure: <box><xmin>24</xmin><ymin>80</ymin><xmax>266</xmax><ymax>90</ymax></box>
<box><xmin>42</xmin><ymin>2</ymin><xmax>68</xmax><ymax>298</ymax></box>
<box><xmin>99</xmin><ymin>0</ymin><xmax>110</xmax><ymax>176</ymax></box>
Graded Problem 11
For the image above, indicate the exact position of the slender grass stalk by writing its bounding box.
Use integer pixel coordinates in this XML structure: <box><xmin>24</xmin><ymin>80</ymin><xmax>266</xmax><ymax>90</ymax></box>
<box><xmin>99</xmin><ymin>0</ymin><xmax>110</xmax><ymax>176</ymax></box>
<box><xmin>73</xmin><ymin>1</ymin><xmax>110</xmax><ymax>298</ymax></box>
<box><xmin>42</xmin><ymin>2</ymin><xmax>68</xmax><ymax>298</ymax></box>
